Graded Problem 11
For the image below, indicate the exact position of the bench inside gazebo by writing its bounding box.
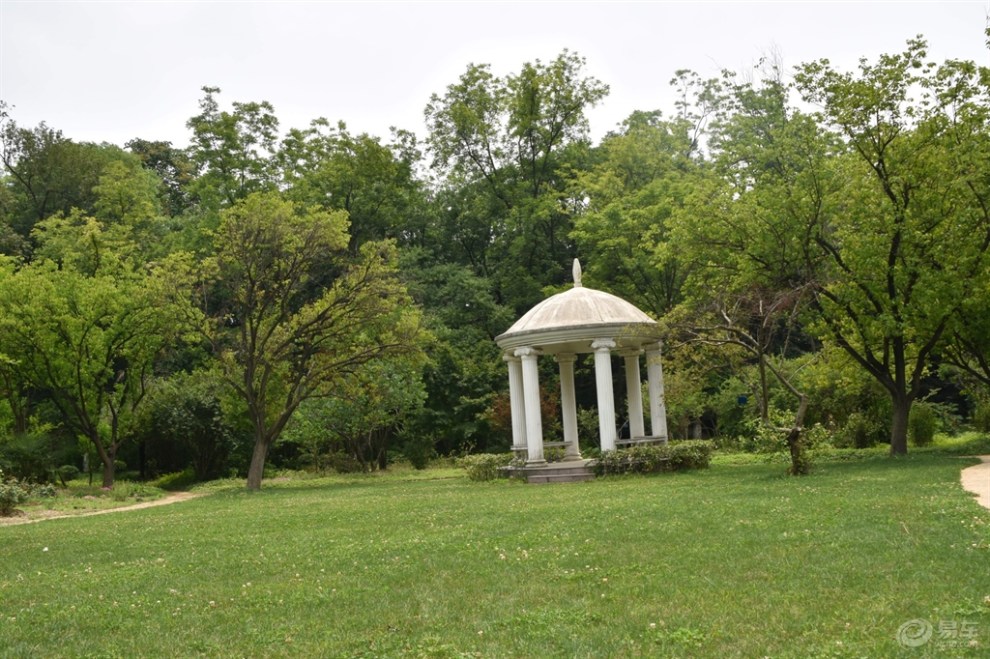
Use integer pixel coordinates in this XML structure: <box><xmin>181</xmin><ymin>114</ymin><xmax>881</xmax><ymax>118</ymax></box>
<box><xmin>494</xmin><ymin>260</ymin><xmax>669</xmax><ymax>483</ymax></box>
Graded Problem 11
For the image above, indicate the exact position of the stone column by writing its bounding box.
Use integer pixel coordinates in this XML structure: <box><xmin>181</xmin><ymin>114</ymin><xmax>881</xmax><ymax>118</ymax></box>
<box><xmin>556</xmin><ymin>353</ymin><xmax>581</xmax><ymax>461</ymax></box>
<box><xmin>516</xmin><ymin>347</ymin><xmax>545</xmax><ymax>464</ymax></box>
<box><xmin>592</xmin><ymin>339</ymin><xmax>617</xmax><ymax>452</ymax></box>
<box><xmin>621</xmin><ymin>349</ymin><xmax>645</xmax><ymax>439</ymax></box>
<box><xmin>504</xmin><ymin>353</ymin><xmax>527</xmax><ymax>453</ymax></box>
<box><xmin>646</xmin><ymin>342</ymin><xmax>669</xmax><ymax>441</ymax></box>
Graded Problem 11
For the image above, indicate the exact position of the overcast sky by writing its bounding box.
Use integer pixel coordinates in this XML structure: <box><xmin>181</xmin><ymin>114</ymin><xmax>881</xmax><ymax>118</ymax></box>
<box><xmin>1</xmin><ymin>1</ymin><xmax>987</xmax><ymax>149</ymax></box>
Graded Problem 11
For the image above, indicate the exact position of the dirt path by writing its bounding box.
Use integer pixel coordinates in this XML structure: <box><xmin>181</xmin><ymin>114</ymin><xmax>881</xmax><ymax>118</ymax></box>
<box><xmin>961</xmin><ymin>455</ymin><xmax>990</xmax><ymax>510</ymax></box>
<box><xmin>0</xmin><ymin>491</ymin><xmax>204</xmax><ymax>526</ymax></box>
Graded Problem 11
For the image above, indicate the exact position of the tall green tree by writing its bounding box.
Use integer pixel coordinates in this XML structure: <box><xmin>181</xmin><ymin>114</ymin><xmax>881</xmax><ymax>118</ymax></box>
<box><xmin>571</xmin><ymin>110</ymin><xmax>699</xmax><ymax>315</ymax></box>
<box><xmin>424</xmin><ymin>51</ymin><xmax>608</xmax><ymax>312</ymax></box>
<box><xmin>0</xmin><ymin>240</ymin><xmax>194</xmax><ymax>487</ymax></box>
<box><xmin>278</xmin><ymin>119</ymin><xmax>428</xmax><ymax>251</ymax></box>
<box><xmin>794</xmin><ymin>39</ymin><xmax>990</xmax><ymax>454</ymax></box>
<box><xmin>126</xmin><ymin>138</ymin><xmax>195</xmax><ymax>217</ymax></box>
<box><xmin>665</xmin><ymin>61</ymin><xmax>832</xmax><ymax>473</ymax></box>
<box><xmin>196</xmin><ymin>192</ymin><xmax>425</xmax><ymax>490</ymax></box>
<box><xmin>185</xmin><ymin>87</ymin><xmax>280</xmax><ymax>212</ymax></box>
<box><xmin>0</xmin><ymin>105</ymin><xmax>142</xmax><ymax>241</ymax></box>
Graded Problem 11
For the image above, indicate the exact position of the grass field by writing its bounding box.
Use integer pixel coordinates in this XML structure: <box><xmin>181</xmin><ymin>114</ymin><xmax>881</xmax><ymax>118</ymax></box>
<box><xmin>1</xmin><ymin>448</ymin><xmax>989</xmax><ymax>657</ymax></box>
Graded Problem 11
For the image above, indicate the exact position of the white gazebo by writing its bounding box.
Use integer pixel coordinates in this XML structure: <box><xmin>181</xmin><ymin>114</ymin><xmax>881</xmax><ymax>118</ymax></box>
<box><xmin>495</xmin><ymin>260</ymin><xmax>669</xmax><ymax>468</ymax></box>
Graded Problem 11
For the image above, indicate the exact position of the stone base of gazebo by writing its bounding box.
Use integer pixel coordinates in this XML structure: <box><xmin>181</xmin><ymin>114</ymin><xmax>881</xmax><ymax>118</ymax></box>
<box><xmin>615</xmin><ymin>435</ymin><xmax>669</xmax><ymax>447</ymax></box>
<box><xmin>503</xmin><ymin>459</ymin><xmax>596</xmax><ymax>484</ymax></box>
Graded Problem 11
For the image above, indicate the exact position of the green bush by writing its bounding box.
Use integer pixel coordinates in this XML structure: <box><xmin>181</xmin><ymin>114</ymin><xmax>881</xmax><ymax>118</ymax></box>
<box><xmin>595</xmin><ymin>441</ymin><xmax>714</xmax><ymax>476</ymax></box>
<box><xmin>458</xmin><ymin>453</ymin><xmax>513</xmax><ymax>481</ymax></box>
<box><xmin>150</xmin><ymin>468</ymin><xmax>198</xmax><ymax>491</ymax></box>
<box><xmin>327</xmin><ymin>452</ymin><xmax>364</xmax><ymax>474</ymax></box>
<box><xmin>835</xmin><ymin>412</ymin><xmax>884</xmax><ymax>449</ymax></box>
<box><xmin>107</xmin><ymin>481</ymin><xmax>161</xmax><ymax>502</ymax></box>
<box><xmin>972</xmin><ymin>401</ymin><xmax>990</xmax><ymax>433</ymax></box>
<box><xmin>668</xmin><ymin>440</ymin><xmax>715</xmax><ymax>470</ymax></box>
<box><xmin>403</xmin><ymin>434</ymin><xmax>436</xmax><ymax>470</ymax></box>
<box><xmin>909</xmin><ymin>403</ymin><xmax>937</xmax><ymax>447</ymax></box>
<box><xmin>25</xmin><ymin>482</ymin><xmax>57</xmax><ymax>498</ymax></box>
<box><xmin>0</xmin><ymin>469</ymin><xmax>28</xmax><ymax>516</ymax></box>
<box><xmin>57</xmin><ymin>464</ymin><xmax>81</xmax><ymax>483</ymax></box>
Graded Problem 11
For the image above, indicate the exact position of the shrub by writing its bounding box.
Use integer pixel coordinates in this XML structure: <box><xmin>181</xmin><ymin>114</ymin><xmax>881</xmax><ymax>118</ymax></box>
<box><xmin>668</xmin><ymin>441</ymin><xmax>714</xmax><ymax>470</ymax></box>
<box><xmin>972</xmin><ymin>401</ymin><xmax>990</xmax><ymax>433</ymax></box>
<box><xmin>150</xmin><ymin>468</ymin><xmax>198</xmax><ymax>491</ymax></box>
<box><xmin>107</xmin><ymin>481</ymin><xmax>161</xmax><ymax>502</ymax></box>
<box><xmin>835</xmin><ymin>412</ymin><xmax>884</xmax><ymax>449</ymax></box>
<box><xmin>0</xmin><ymin>469</ymin><xmax>28</xmax><ymax>516</ymax></box>
<box><xmin>594</xmin><ymin>441</ymin><xmax>714</xmax><ymax>476</ymax></box>
<box><xmin>403</xmin><ymin>434</ymin><xmax>436</xmax><ymax>470</ymax></box>
<box><xmin>909</xmin><ymin>403</ymin><xmax>937</xmax><ymax>447</ymax></box>
<box><xmin>327</xmin><ymin>452</ymin><xmax>364</xmax><ymax>474</ymax></box>
<box><xmin>25</xmin><ymin>482</ymin><xmax>57</xmax><ymax>498</ymax></box>
<box><xmin>458</xmin><ymin>453</ymin><xmax>512</xmax><ymax>481</ymax></box>
<box><xmin>57</xmin><ymin>464</ymin><xmax>81</xmax><ymax>483</ymax></box>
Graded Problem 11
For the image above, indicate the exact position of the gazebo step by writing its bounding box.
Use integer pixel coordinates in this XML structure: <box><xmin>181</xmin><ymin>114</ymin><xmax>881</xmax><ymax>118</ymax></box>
<box><xmin>505</xmin><ymin>461</ymin><xmax>596</xmax><ymax>484</ymax></box>
<box><xmin>526</xmin><ymin>470</ymin><xmax>595</xmax><ymax>484</ymax></box>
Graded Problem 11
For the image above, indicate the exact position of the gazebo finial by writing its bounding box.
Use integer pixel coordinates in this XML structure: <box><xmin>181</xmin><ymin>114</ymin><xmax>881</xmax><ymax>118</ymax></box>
<box><xmin>573</xmin><ymin>258</ymin><xmax>583</xmax><ymax>288</ymax></box>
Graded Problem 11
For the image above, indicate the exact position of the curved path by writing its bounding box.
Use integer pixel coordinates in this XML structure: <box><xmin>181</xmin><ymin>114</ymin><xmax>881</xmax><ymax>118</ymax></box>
<box><xmin>961</xmin><ymin>456</ymin><xmax>990</xmax><ymax>510</ymax></box>
<box><xmin>0</xmin><ymin>491</ymin><xmax>203</xmax><ymax>526</ymax></box>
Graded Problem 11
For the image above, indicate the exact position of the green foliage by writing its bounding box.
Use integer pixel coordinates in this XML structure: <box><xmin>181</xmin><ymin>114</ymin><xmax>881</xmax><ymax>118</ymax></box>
<box><xmin>57</xmin><ymin>464</ymin><xmax>80</xmax><ymax>483</ymax></box>
<box><xmin>402</xmin><ymin>433</ymin><xmax>436</xmax><ymax>470</ymax></box>
<box><xmin>138</xmin><ymin>371</ymin><xmax>243</xmax><ymax>481</ymax></box>
<box><xmin>0</xmin><ymin>468</ymin><xmax>28</xmax><ymax>515</ymax></box>
<box><xmin>0</xmin><ymin>107</ymin><xmax>145</xmax><ymax>238</ymax></box>
<box><xmin>425</xmin><ymin>50</ymin><xmax>608</xmax><ymax>315</ymax></box>
<box><xmin>105</xmin><ymin>480</ymin><xmax>163</xmax><ymax>502</ymax></box>
<box><xmin>834</xmin><ymin>412</ymin><xmax>886</xmax><ymax>449</ymax></box>
<box><xmin>199</xmin><ymin>191</ymin><xmax>426</xmax><ymax>489</ymax></box>
<box><xmin>148</xmin><ymin>469</ymin><xmax>198</xmax><ymax>492</ymax></box>
<box><xmin>594</xmin><ymin>440</ymin><xmax>713</xmax><ymax>476</ymax></box>
<box><xmin>0</xmin><ymin>426</ymin><xmax>74</xmax><ymax>483</ymax></box>
<box><xmin>185</xmin><ymin>87</ymin><xmax>280</xmax><ymax>211</ymax></box>
<box><xmin>973</xmin><ymin>401</ymin><xmax>990</xmax><ymax>433</ymax></box>
<box><xmin>0</xmin><ymin>252</ymin><xmax>195</xmax><ymax>487</ymax></box>
<box><xmin>458</xmin><ymin>452</ymin><xmax>513</xmax><ymax>481</ymax></box>
<box><xmin>570</xmin><ymin>110</ymin><xmax>696</xmax><ymax>316</ymax></box>
<box><xmin>909</xmin><ymin>403</ymin><xmax>938</xmax><ymax>447</ymax></box>
<box><xmin>792</xmin><ymin>40</ymin><xmax>990</xmax><ymax>454</ymax></box>
<box><xmin>325</xmin><ymin>452</ymin><xmax>365</xmax><ymax>474</ymax></box>
<box><xmin>280</xmin><ymin>120</ymin><xmax>429</xmax><ymax>251</ymax></box>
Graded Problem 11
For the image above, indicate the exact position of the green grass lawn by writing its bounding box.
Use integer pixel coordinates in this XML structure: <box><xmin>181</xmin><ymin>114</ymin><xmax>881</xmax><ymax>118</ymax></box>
<box><xmin>1</xmin><ymin>453</ymin><xmax>988</xmax><ymax>657</ymax></box>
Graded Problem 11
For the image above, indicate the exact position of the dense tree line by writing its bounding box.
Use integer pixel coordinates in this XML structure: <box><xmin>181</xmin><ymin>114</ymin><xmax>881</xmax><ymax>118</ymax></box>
<box><xmin>1</xmin><ymin>38</ymin><xmax>988</xmax><ymax>487</ymax></box>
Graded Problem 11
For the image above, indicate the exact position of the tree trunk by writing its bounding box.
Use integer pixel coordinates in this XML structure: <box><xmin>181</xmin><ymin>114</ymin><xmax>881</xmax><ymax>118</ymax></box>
<box><xmin>786</xmin><ymin>394</ymin><xmax>810</xmax><ymax>476</ymax></box>
<box><xmin>889</xmin><ymin>394</ymin><xmax>911</xmax><ymax>456</ymax></box>
<box><xmin>757</xmin><ymin>347</ymin><xmax>770</xmax><ymax>421</ymax></box>
<box><xmin>246</xmin><ymin>438</ymin><xmax>270</xmax><ymax>490</ymax></box>
<box><xmin>101</xmin><ymin>459</ymin><xmax>115</xmax><ymax>489</ymax></box>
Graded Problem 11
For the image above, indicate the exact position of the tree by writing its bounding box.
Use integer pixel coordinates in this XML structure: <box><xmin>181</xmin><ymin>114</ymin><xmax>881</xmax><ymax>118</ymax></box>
<box><xmin>185</xmin><ymin>87</ymin><xmax>280</xmax><ymax>212</ymax></box>
<box><xmin>197</xmin><ymin>191</ymin><xmax>424</xmax><ymax>490</ymax></box>
<box><xmin>0</xmin><ymin>245</ymin><xmax>194</xmax><ymax>487</ymax></box>
<box><xmin>794</xmin><ymin>39</ymin><xmax>990</xmax><ymax>454</ymax></box>
<box><xmin>0</xmin><ymin>105</ymin><xmax>140</xmax><ymax>240</ymax></box>
<box><xmin>287</xmin><ymin>357</ymin><xmax>426</xmax><ymax>472</ymax></box>
<box><xmin>279</xmin><ymin>120</ymin><xmax>429</xmax><ymax>252</ymax></box>
<box><xmin>424</xmin><ymin>50</ymin><xmax>608</xmax><ymax>312</ymax></box>
<box><xmin>570</xmin><ymin>110</ymin><xmax>699</xmax><ymax>316</ymax></box>
<box><xmin>658</xmin><ymin>58</ymin><xmax>832</xmax><ymax>473</ymax></box>
<box><xmin>126</xmin><ymin>138</ymin><xmax>195</xmax><ymax>217</ymax></box>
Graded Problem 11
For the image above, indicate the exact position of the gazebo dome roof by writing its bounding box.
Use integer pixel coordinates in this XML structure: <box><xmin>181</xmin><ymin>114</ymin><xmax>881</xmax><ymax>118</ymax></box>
<box><xmin>495</xmin><ymin>260</ymin><xmax>661</xmax><ymax>354</ymax></box>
